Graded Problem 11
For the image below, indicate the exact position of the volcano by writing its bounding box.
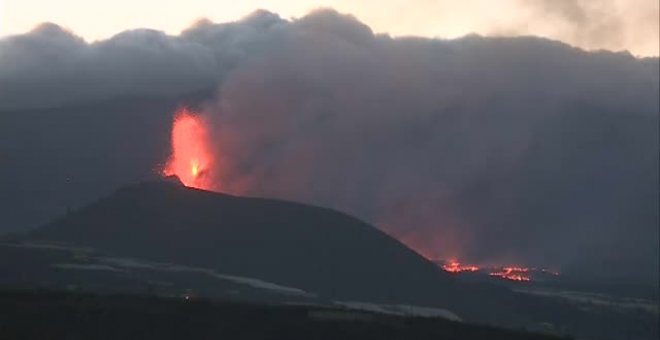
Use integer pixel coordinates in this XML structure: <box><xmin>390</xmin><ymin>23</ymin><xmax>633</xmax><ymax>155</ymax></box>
<box><xmin>14</xmin><ymin>178</ymin><xmax>659</xmax><ymax>339</ymax></box>
<box><xmin>27</xmin><ymin>178</ymin><xmax>462</xmax><ymax>306</ymax></box>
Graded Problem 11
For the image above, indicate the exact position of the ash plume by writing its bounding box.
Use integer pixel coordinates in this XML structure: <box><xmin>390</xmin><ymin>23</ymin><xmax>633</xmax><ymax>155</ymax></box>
<box><xmin>0</xmin><ymin>9</ymin><xmax>657</xmax><ymax>285</ymax></box>
<box><xmin>516</xmin><ymin>0</ymin><xmax>659</xmax><ymax>55</ymax></box>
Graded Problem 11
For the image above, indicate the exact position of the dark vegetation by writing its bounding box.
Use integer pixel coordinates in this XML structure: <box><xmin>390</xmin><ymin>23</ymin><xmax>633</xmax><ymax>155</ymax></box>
<box><xmin>0</xmin><ymin>289</ymin><xmax>568</xmax><ymax>340</ymax></box>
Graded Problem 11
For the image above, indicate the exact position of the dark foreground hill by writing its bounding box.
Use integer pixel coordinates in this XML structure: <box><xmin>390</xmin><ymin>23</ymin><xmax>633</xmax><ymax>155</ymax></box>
<box><xmin>9</xmin><ymin>180</ymin><xmax>659</xmax><ymax>340</ymax></box>
<box><xmin>0</xmin><ymin>289</ymin><xmax>568</xmax><ymax>340</ymax></box>
<box><xmin>28</xmin><ymin>179</ymin><xmax>459</xmax><ymax>306</ymax></box>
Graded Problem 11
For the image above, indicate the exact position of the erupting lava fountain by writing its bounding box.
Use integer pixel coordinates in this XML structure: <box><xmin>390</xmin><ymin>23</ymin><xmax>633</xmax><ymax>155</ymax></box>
<box><xmin>163</xmin><ymin>108</ymin><xmax>216</xmax><ymax>190</ymax></box>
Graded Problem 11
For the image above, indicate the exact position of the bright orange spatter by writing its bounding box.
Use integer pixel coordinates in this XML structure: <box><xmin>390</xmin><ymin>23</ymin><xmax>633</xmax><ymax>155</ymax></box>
<box><xmin>163</xmin><ymin>108</ymin><xmax>215</xmax><ymax>190</ymax></box>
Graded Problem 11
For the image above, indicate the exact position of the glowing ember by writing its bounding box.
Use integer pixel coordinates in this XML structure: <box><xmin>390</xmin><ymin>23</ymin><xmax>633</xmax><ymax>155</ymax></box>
<box><xmin>191</xmin><ymin>160</ymin><xmax>200</xmax><ymax>177</ymax></box>
<box><xmin>442</xmin><ymin>260</ymin><xmax>480</xmax><ymax>273</ymax></box>
<box><xmin>489</xmin><ymin>267</ymin><xmax>532</xmax><ymax>281</ymax></box>
<box><xmin>163</xmin><ymin>108</ymin><xmax>215</xmax><ymax>190</ymax></box>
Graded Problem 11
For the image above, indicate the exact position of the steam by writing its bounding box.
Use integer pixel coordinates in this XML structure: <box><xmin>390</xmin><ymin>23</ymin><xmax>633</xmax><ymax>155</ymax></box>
<box><xmin>0</xmin><ymin>9</ymin><xmax>657</xmax><ymax>284</ymax></box>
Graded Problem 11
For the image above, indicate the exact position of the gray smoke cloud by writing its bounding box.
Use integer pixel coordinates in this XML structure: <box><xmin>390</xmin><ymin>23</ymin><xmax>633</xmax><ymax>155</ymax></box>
<box><xmin>499</xmin><ymin>0</ymin><xmax>659</xmax><ymax>56</ymax></box>
<box><xmin>0</xmin><ymin>9</ymin><xmax>657</xmax><ymax>284</ymax></box>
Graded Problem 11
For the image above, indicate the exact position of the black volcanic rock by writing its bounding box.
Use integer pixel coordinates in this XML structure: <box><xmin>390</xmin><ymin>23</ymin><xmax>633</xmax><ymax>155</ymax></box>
<box><xmin>28</xmin><ymin>180</ymin><xmax>458</xmax><ymax>306</ymax></box>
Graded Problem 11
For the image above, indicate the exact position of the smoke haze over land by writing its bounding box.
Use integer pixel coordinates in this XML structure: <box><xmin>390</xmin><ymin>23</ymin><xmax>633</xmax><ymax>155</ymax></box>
<box><xmin>0</xmin><ymin>9</ymin><xmax>657</xmax><ymax>285</ymax></box>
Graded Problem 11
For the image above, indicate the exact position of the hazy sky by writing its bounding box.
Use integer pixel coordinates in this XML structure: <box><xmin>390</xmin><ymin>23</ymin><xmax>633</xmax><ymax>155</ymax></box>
<box><xmin>1</xmin><ymin>0</ymin><xmax>658</xmax><ymax>56</ymax></box>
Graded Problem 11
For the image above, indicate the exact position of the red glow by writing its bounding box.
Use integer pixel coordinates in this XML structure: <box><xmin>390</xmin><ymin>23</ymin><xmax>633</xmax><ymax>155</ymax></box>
<box><xmin>489</xmin><ymin>267</ymin><xmax>532</xmax><ymax>281</ymax></box>
<box><xmin>442</xmin><ymin>259</ymin><xmax>480</xmax><ymax>273</ymax></box>
<box><xmin>436</xmin><ymin>258</ymin><xmax>560</xmax><ymax>282</ymax></box>
<box><xmin>163</xmin><ymin>108</ymin><xmax>215</xmax><ymax>190</ymax></box>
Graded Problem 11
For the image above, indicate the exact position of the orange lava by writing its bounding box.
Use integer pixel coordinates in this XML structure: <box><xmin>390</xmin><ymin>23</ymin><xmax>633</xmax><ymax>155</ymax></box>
<box><xmin>437</xmin><ymin>258</ymin><xmax>560</xmax><ymax>282</ymax></box>
<box><xmin>442</xmin><ymin>259</ymin><xmax>480</xmax><ymax>273</ymax></box>
<box><xmin>163</xmin><ymin>108</ymin><xmax>215</xmax><ymax>190</ymax></box>
<box><xmin>489</xmin><ymin>267</ymin><xmax>531</xmax><ymax>281</ymax></box>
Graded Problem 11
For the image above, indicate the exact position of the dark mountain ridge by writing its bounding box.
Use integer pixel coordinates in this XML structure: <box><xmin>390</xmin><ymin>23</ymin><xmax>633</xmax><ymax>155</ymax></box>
<box><xmin>13</xmin><ymin>179</ymin><xmax>659</xmax><ymax>339</ymax></box>
<box><xmin>28</xmin><ymin>179</ymin><xmax>459</xmax><ymax>306</ymax></box>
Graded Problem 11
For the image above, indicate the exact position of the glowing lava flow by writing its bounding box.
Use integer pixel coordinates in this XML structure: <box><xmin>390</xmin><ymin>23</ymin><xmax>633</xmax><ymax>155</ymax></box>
<box><xmin>163</xmin><ymin>108</ymin><xmax>215</xmax><ymax>190</ymax></box>
<box><xmin>442</xmin><ymin>260</ymin><xmax>480</xmax><ymax>273</ymax></box>
<box><xmin>437</xmin><ymin>259</ymin><xmax>555</xmax><ymax>282</ymax></box>
<box><xmin>489</xmin><ymin>267</ymin><xmax>531</xmax><ymax>282</ymax></box>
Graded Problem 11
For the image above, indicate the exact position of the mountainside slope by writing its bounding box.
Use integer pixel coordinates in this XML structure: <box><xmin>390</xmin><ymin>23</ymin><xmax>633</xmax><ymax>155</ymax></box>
<box><xmin>28</xmin><ymin>179</ymin><xmax>457</xmax><ymax>305</ymax></box>
<box><xmin>16</xmin><ymin>180</ymin><xmax>659</xmax><ymax>339</ymax></box>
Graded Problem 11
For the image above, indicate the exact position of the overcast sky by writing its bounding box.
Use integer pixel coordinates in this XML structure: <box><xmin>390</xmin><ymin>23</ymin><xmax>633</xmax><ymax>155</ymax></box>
<box><xmin>1</xmin><ymin>0</ymin><xmax>658</xmax><ymax>56</ymax></box>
